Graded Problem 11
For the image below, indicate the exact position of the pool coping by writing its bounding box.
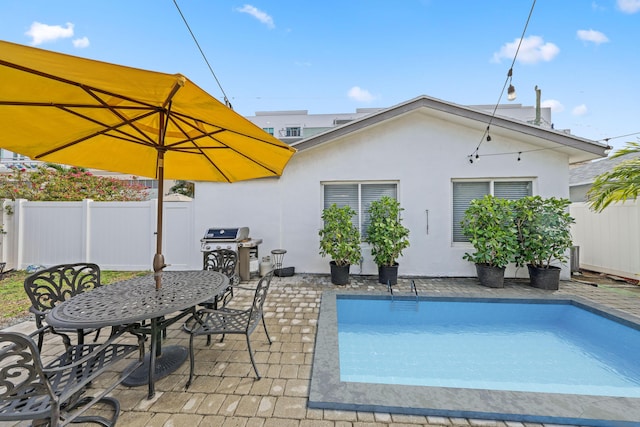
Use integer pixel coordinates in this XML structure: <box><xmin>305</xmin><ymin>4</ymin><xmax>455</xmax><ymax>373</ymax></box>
<box><xmin>309</xmin><ymin>290</ymin><xmax>640</xmax><ymax>427</ymax></box>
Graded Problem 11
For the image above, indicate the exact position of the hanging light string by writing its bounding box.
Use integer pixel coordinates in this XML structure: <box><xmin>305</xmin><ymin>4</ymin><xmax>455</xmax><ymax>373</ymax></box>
<box><xmin>478</xmin><ymin>147</ymin><xmax>546</xmax><ymax>161</ymax></box>
<box><xmin>598</xmin><ymin>131</ymin><xmax>640</xmax><ymax>143</ymax></box>
<box><xmin>469</xmin><ymin>0</ymin><xmax>537</xmax><ymax>163</ymax></box>
<box><xmin>172</xmin><ymin>0</ymin><xmax>234</xmax><ymax>109</ymax></box>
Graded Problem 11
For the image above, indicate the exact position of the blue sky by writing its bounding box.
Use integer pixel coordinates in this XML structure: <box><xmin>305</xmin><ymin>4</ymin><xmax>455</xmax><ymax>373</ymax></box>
<box><xmin>1</xmin><ymin>0</ymin><xmax>639</xmax><ymax>151</ymax></box>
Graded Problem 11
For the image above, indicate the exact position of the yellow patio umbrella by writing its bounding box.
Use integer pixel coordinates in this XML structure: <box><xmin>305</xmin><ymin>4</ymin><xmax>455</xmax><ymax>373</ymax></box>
<box><xmin>0</xmin><ymin>40</ymin><xmax>296</xmax><ymax>288</ymax></box>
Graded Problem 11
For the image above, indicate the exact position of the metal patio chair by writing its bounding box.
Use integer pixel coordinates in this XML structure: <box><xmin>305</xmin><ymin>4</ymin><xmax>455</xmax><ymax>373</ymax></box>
<box><xmin>24</xmin><ymin>263</ymin><xmax>104</xmax><ymax>350</ymax></box>
<box><xmin>0</xmin><ymin>325</ymin><xmax>144</xmax><ymax>426</ymax></box>
<box><xmin>184</xmin><ymin>249</ymin><xmax>240</xmax><ymax>333</ymax></box>
<box><xmin>202</xmin><ymin>248</ymin><xmax>241</xmax><ymax>307</ymax></box>
<box><xmin>185</xmin><ymin>270</ymin><xmax>274</xmax><ymax>388</ymax></box>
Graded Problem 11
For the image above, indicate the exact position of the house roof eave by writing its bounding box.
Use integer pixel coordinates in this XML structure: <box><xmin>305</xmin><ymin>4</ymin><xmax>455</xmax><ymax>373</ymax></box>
<box><xmin>291</xmin><ymin>95</ymin><xmax>610</xmax><ymax>162</ymax></box>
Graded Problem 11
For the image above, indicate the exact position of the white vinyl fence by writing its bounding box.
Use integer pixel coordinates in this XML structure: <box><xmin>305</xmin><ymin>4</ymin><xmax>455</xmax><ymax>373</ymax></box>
<box><xmin>570</xmin><ymin>200</ymin><xmax>640</xmax><ymax>281</ymax></box>
<box><xmin>0</xmin><ymin>198</ymin><xmax>199</xmax><ymax>271</ymax></box>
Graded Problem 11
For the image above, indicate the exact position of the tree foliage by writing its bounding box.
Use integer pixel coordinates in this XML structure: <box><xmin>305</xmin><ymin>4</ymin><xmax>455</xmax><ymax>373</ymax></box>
<box><xmin>365</xmin><ymin>196</ymin><xmax>410</xmax><ymax>267</ymax></box>
<box><xmin>169</xmin><ymin>180</ymin><xmax>195</xmax><ymax>198</ymax></box>
<box><xmin>319</xmin><ymin>204</ymin><xmax>362</xmax><ymax>266</ymax></box>
<box><xmin>587</xmin><ymin>141</ymin><xmax>640</xmax><ymax>212</ymax></box>
<box><xmin>461</xmin><ymin>195</ymin><xmax>519</xmax><ymax>268</ymax></box>
<box><xmin>0</xmin><ymin>165</ymin><xmax>148</xmax><ymax>201</ymax></box>
<box><xmin>514</xmin><ymin>196</ymin><xmax>574</xmax><ymax>268</ymax></box>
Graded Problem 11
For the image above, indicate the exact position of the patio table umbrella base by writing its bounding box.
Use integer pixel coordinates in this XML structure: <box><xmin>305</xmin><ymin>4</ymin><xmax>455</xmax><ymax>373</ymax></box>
<box><xmin>121</xmin><ymin>345</ymin><xmax>188</xmax><ymax>387</ymax></box>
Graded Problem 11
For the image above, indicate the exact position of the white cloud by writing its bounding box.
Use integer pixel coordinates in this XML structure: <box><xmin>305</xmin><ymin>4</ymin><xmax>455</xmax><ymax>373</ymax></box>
<box><xmin>25</xmin><ymin>22</ymin><xmax>74</xmax><ymax>45</ymax></box>
<box><xmin>617</xmin><ymin>0</ymin><xmax>640</xmax><ymax>13</ymax></box>
<box><xmin>572</xmin><ymin>104</ymin><xmax>588</xmax><ymax>116</ymax></box>
<box><xmin>347</xmin><ymin>86</ymin><xmax>375</xmax><ymax>102</ymax></box>
<box><xmin>541</xmin><ymin>99</ymin><xmax>564</xmax><ymax>113</ymax></box>
<box><xmin>577</xmin><ymin>29</ymin><xmax>609</xmax><ymax>44</ymax></box>
<box><xmin>72</xmin><ymin>37</ymin><xmax>90</xmax><ymax>48</ymax></box>
<box><xmin>236</xmin><ymin>5</ymin><xmax>275</xmax><ymax>29</ymax></box>
<box><xmin>492</xmin><ymin>36</ymin><xmax>559</xmax><ymax>64</ymax></box>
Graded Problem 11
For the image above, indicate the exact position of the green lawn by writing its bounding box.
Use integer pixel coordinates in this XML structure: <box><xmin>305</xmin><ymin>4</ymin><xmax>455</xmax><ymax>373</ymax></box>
<box><xmin>0</xmin><ymin>269</ymin><xmax>148</xmax><ymax>326</ymax></box>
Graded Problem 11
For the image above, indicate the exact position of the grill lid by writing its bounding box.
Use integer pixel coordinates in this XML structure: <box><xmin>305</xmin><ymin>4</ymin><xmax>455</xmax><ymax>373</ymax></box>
<box><xmin>202</xmin><ymin>227</ymin><xmax>249</xmax><ymax>241</ymax></box>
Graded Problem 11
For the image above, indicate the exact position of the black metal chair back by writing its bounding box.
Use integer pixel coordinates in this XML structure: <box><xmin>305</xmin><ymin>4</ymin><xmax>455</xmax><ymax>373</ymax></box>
<box><xmin>203</xmin><ymin>249</ymin><xmax>239</xmax><ymax>308</ymax></box>
<box><xmin>204</xmin><ymin>248</ymin><xmax>238</xmax><ymax>277</ymax></box>
<box><xmin>24</xmin><ymin>263</ymin><xmax>101</xmax><ymax>311</ymax></box>
<box><xmin>0</xmin><ymin>326</ymin><xmax>143</xmax><ymax>426</ymax></box>
<box><xmin>186</xmin><ymin>270</ymin><xmax>274</xmax><ymax>387</ymax></box>
<box><xmin>0</xmin><ymin>331</ymin><xmax>54</xmax><ymax>423</ymax></box>
<box><xmin>246</xmin><ymin>269</ymin><xmax>272</xmax><ymax>334</ymax></box>
<box><xmin>23</xmin><ymin>263</ymin><xmax>102</xmax><ymax>349</ymax></box>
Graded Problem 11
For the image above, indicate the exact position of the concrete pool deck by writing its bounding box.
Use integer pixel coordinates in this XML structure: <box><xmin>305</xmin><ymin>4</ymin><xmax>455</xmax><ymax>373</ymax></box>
<box><xmin>2</xmin><ymin>273</ymin><xmax>640</xmax><ymax>426</ymax></box>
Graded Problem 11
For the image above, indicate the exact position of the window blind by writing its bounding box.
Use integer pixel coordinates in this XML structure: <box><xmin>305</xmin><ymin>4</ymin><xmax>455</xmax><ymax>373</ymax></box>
<box><xmin>494</xmin><ymin>181</ymin><xmax>532</xmax><ymax>199</ymax></box>
<box><xmin>361</xmin><ymin>184</ymin><xmax>397</xmax><ymax>238</ymax></box>
<box><xmin>323</xmin><ymin>183</ymin><xmax>397</xmax><ymax>237</ymax></box>
<box><xmin>452</xmin><ymin>182</ymin><xmax>490</xmax><ymax>242</ymax></box>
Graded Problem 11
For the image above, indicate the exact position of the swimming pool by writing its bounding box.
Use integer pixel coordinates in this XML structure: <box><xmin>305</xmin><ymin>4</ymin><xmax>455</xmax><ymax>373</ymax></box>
<box><xmin>309</xmin><ymin>291</ymin><xmax>640</xmax><ymax>427</ymax></box>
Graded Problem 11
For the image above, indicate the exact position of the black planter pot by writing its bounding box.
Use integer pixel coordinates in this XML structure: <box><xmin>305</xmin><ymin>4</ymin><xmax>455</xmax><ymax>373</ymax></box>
<box><xmin>527</xmin><ymin>264</ymin><xmax>561</xmax><ymax>290</ymax></box>
<box><xmin>330</xmin><ymin>261</ymin><xmax>351</xmax><ymax>285</ymax></box>
<box><xmin>475</xmin><ymin>263</ymin><xmax>506</xmax><ymax>288</ymax></box>
<box><xmin>378</xmin><ymin>263</ymin><xmax>399</xmax><ymax>285</ymax></box>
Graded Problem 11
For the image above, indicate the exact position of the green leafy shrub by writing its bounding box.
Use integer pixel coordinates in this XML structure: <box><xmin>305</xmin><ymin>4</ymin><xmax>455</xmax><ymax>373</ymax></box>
<box><xmin>461</xmin><ymin>195</ymin><xmax>519</xmax><ymax>268</ymax></box>
<box><xmin>319</xmin><ymin>204</ymin><xmax>362</xmax><ymax>267</ymax></box>
<box><xmin>365</xmin><ymin>196</ymin><xmax>410</xmax><ymax>267</ymax></box>
<box><xmin>0</xmin><ymin>165</ymin><xmax>148</xmax><ymax>201</ymax></box>
<box><xmin>514</xmin><ymin>196</ymin><xmax>574</xmax><ymax>268</ymax></box>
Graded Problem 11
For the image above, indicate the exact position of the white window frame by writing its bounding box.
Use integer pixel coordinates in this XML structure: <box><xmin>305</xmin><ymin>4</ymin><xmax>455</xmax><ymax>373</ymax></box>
<box><xmin>452</xmin><ymin>178</ymin><xmax>534</xmax><ymax>244</ymax></box>
<box><xmin>285</xmin><ymin>126</ymin><xmax>301</xmax><ymax>137</ymax></box>
<box><xmin>322</xmin><ymin>181</ymin><xmax>399</xmax><ymax>238</ymax></box>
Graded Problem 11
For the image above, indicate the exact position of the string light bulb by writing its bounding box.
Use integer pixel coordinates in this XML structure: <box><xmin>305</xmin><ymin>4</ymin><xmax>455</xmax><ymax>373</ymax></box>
<box><xmin>507</xmin><ymin>68</ymin><xmax>517</xmax><ymax>101</ymax></box>
<box><xmin>517</xmin><ymin>152</ymin><xmax>522</xmax><ymax>161</ymax></box>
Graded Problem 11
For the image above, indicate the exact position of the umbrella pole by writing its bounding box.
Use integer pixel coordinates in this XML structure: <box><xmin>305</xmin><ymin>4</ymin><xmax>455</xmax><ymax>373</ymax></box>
<box><xmin>153</xmin><ymin>152</ymin><xmax>166</xmax><ymax>290</ymax></box>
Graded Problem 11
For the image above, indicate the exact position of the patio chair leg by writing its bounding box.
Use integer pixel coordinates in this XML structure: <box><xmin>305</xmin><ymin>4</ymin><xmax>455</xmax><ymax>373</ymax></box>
<box><xmin>67</xmin><ymin>396</ymin><xmax>120</xmax><ymax>427</ymax></box>
<box><xmin>186</xmin><ymin>333</ymin><xmax>196</xmax><ymax>389</ymax></box>
<box><xmin>37</xmin><ymin>330</ymin><xmax>45</xmax><ymax>352</ymax></box>
<box><xmin>35</xmin><ymin>317</ymin><xmax>45</xmax><ymax>351</ymax></box>
<box><xmin>261</xmin><ymin>314</ymin><xmax>272</xmax><ymax>345</ymax></box>
<box><xmin>246</xmin><ymin>336</ymin><xmax>260</xmax><ymax>379</ymax></box>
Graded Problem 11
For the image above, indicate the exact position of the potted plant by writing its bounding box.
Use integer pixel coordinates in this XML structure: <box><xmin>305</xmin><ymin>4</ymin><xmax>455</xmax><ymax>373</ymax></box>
<box><xmin>514</xmin><ymin>196</ymin><xmax>575</xmax><ymax>290</ymax></box>
<box><xmin>319</xmin><ymin>204</ymin><xmax>362</xmax><ymax>285</ymax></box>
<box><xmin>365</xmin><ymin>196</ymin><xmax>410</xmax><ymax>285</ymax></box>
<box><xmin>460</xmin><ymin>195</ymin><xmax>519</xmax><ymax>288</ymax></box>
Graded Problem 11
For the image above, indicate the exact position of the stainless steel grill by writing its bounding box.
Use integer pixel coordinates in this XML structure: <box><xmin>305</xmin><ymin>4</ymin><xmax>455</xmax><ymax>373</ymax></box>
<box><xmin>200</xmin><ymin>227</ymin><xmax>261</xmax><ymax>281</ymax></box>
<box><xmin>200</xmin><ymin>227</ymin><xmax>250</xmax><ymax>252</ymax></box>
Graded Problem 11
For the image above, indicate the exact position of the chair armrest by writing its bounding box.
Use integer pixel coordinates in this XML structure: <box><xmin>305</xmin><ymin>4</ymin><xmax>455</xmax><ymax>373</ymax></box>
<box><xmin>29</xmin><ymin>305</ymin><xmax>48</xmax><ymax>317</ymax></box>
<box><xmin>196</xmin><ymin>306</ymin><xmax>251</xmax><ymax>317</ymax></box>
<box><xmin>27</xmin><ymin>324</ymin><xmax>54</xmax><ymax>340</ymax></box>
<box><xmin>227</xmin><ymin>284</ymin><xmax>257</xmax><ymax>292</ymax></box>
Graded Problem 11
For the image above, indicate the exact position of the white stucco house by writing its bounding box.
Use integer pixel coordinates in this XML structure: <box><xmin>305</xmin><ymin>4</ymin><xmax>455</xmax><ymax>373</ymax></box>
<box><xmin>194</xmin><ymin>95</ymin><xmax>609</xmax><ymax>280</ymax></box>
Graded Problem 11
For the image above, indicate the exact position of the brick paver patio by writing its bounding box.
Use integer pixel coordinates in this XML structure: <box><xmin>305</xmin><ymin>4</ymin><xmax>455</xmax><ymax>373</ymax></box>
<box><xmin>2</xmin><ymin>273</ymin><xmax>640</xmax><ymax>426</ymax></box>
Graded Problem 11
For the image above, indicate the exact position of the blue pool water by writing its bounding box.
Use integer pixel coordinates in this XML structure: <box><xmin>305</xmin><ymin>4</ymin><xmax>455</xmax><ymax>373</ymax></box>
<box><xmin>337</xmin><ymin>298</ymin><xmax>640</xmax><ymax>397</ymax></box>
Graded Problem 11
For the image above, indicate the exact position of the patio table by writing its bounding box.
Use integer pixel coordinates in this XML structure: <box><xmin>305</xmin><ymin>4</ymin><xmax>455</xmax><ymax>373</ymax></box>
<box><xmin>46</xmin><ymin>270</ymin><xmax>228</xmax><ymax>399</ymax></box>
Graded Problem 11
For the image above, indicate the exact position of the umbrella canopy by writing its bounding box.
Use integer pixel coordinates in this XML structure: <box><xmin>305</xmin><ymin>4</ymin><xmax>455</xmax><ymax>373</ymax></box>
<box><xmin>0</xmin><ymin>40</ymin><xmax>296</xmax><ymax>287</ymax></box>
